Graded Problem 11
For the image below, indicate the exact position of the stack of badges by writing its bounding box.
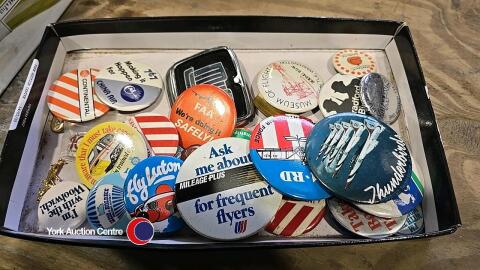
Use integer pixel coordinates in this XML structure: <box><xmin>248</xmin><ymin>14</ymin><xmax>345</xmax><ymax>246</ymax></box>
<box><xmin>360</xmin><ymin>72</ymin><xmax>401</xmax><ymax>124</ymax></box>
<box><xmin>37</xmin><ymin>181</ymin><xmax>89</xmax><ymax>231</ymax></box>
<box><xmin>319</xmin><ymin>74</ymin><xmax>368</xmax><ymax>117</ymax></box>
<box><xmin>333</xmin><ymin>49</ymin><xmax>376</xmax><ymax>77</ymax></box>
<box><xmin>86</xmin><ymin>173</ymin><xmax>131</xmax><ymax>230</ymax></box>
<box><xmin>175</xmin><ymin>138</ymin><xmax>282</xmax><ymax>240</ymax></box>
<box><xmin>253</xmin><ymin>61</ymin><xmax>322</xmax><ymax>116</ymax></box>
<box><xmin>127</xmin><ymin>113</ymin><xmax>179</xmax><ymax>156</ymax></box>
<box><xmin>250</xmin><ymin>115</ymin><xmax>330</xmax><ymax>200</ymax></box>
<box><xmin>95</xmin><ymin>61</ymin><xmax>163</xmax><ymax>111</ymax></box>
<box><xmin>167</xmin><ymin>47</ymin><xmax>255</xmax><ymax>126</ymax></box>
<box><xmin>75</xmin><ymin>121</ymin><xmax>149</xmax><ymax>188</ymax></box>
<box><xmin>47</xmin><ymin>69</ymin><xmax>110</xmax><ymax>122</ymax></box>
<box><xmin>124</xmin><ymin>156</ymin><xmax>184</xmax><ymax>233</ymax></box>
<box><xmin>170</xmin><ymin>84</ymin><xmax>236</xmax><ymax>148</ymax></box>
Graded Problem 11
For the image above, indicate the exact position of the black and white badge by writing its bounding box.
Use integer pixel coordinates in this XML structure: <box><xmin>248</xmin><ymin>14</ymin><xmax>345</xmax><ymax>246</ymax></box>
<box><xmin>360</xmin><ymin>73</ymin><xmax>401</xmax><ymax>124</ymax></box>
<box><xmin>166</xmin><ymin>47</ymin><xmax>254</xmax><ymax>126</ymax></box>
<box><xmin>175</xmin><ymin>137</ymin><xmax>282</xmax><ymax>240</ymax></box>
<box><xmin>319</xmin><ymin>74</ymin><xmax>368</xmax><ymax>117</ymax></box>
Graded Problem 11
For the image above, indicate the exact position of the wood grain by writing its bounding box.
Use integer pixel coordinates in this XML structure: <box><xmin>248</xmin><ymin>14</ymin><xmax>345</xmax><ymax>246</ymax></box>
<box><xmin>0</xmin><ymin>0</ymin><xmax>478</xmax><ymax>269</ymax></box>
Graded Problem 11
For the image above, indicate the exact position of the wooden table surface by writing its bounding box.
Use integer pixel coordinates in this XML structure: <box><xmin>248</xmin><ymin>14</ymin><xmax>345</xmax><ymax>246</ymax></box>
<box><xmin>0</xmin><ymin>0</ymin><xmax>478</xmax><ymax>269</ymax></box>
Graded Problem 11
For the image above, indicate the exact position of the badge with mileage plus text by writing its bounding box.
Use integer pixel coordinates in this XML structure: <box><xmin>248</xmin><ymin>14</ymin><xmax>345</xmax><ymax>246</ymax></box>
<box><xmin>250</xmin><ymin>115</ymin><xmax>331</xmax><ymax>200</ymax></box>
<box><xmin>76</xmin><ymin>121</ymin><xmax>149</xmax><ymax>188</ymax></box>
<box><xmin>305</xmin><ymin>113</ymin><xmax>412</xmax><ymax>204</ymax></box>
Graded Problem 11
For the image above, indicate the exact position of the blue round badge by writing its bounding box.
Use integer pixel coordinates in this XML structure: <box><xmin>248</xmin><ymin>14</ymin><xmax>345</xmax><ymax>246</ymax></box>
<box><xmin>86</xmin><ymin>173</ymin><xmax>131</xmax><ymax>230</ymax></box>
<box><xmin>396</xmin><ymin>205</ymin><xmax>424</xmax><ymax>235</ymax></box>
<box><xmin>124</xmin><ymin>156</ymin><xmax>184</xmax><ymax>233</ymax></box>
<box><xmin>305</xmin><ymin>113</ymin><xmax>412</xmax><ymax>204</ymax></box>
<box><xmin>250</xmin><ymin>115</ymin><xmax>331</xmax><ymax>200</ymax></box>
<box><xmin>121</xmin><ymin>84</ymin><xmax>144</xmax><ymax>102</ymax></box>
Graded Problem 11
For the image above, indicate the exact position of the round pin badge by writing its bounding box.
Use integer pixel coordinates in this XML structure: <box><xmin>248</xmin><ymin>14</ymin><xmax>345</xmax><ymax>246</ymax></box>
<box><xmin>76</xmin><ymin>121</ymin><xmax>149</xmax><ymax>188</ymax></box>
<box><xmin>305</xmin><ymin>113</ymin><xmax>412</xmax><ymax>204</ymax></box>
<box><xmin>354</xmin><ymin>159</ymin><xmax>424</xmax><ymax>218</ymax></box>
<box><xmin>250</xmin><ymin>115</ymin><xmax>331</xmax><ymax>200</ymax></box>
<box><xmin>47</xmin><ymin>69</ymin><xmax>110</xmax><ymax>122</ymax></box>
<box><xmin>397</xmin><ymin>205</ymin><xmax>424</xmax><ymax>235</ymax></box>
<box><xmin>265</xmin><ymin>199</ymin><xmax>326</xmax><ymax>237</ymax></box>
<box><xmin>124</xmin><ymin>156</ymin><xmax>184</xmax><ymax>234</ymax></box>
<box><xmin>319</xmin><ymin>74</ymin><xmax>368</xmax><ymax>117</ymax></box>
<box><xmin>86</xmin><ymin>173</ymin><xmax>131</xmax><ymax>230</ymax></box>
<box><xmin>175</xmin><ymin>137</ymin><xmax>282</xmax><ymax>240</ymax></box>
<box><xmin>37</xmin><ymin>181</ymin><xmax>89</xmax><ymax>231</ymax></box>
<box><xmin>333</xmin><ymin>49</ymin><xmax>376</xmax><ymax>77</ymax></box>
<box><xmin>360</xmin><ymin>73</ymin><xmax>401</xmax><ymax>124</ymax></box>
<box><xmin>170</xmin><ymin>84</ymin><xmax>236</xmax><ymax>149</ymax></box>
<box><xmin>127</xmin><ymin>113</ymin><xmax>179</xmax><ymax>156</ymax></box>
<box><xmin>328</xmin><ymin>198</ymin><xmax>407</xmax><ymax>239</ymax></box>
<box><xmin>232</xmin><ymin>128</ymin><xmax>251</xmax><ymax>140</ymax></box>
<box><xmin>253</xmin><ymin>60</ymin><xmax>322</xmax><ymax>115</ymax></box>
<box><xmin>95</xmin><ymin>61</ymin><xmax>163</xmax><ymax>111</ymax></box>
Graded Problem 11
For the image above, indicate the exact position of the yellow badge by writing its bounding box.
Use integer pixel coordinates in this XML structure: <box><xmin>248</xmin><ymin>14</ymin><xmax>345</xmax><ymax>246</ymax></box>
<box><xmin>76</xmin><ymin>121</ymin><xmax>148</xmax><ymax>188</ymax></box>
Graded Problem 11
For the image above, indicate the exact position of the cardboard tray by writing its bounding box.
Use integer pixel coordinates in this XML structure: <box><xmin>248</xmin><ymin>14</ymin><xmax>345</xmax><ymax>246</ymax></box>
<box><xmin>0</xmin><ymin>16</ymin><xmax>461</xmax><ymax>249</ymax></box>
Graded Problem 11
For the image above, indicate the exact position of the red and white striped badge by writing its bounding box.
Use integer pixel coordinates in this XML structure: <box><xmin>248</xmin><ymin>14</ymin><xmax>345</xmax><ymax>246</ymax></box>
<box><xmin>127</xmin><ymin>114</ymin><xmax>179</xmax><ymax>156</ymax></box>
<box><xmin>265</xmin><ymin>199</ymin><xmax>326</xmax><ymax>237</ymax></box>
<box><xmin>47</xmin><ymin>69</ymin><xmax>110</xmax><ymax>122</ymax></box>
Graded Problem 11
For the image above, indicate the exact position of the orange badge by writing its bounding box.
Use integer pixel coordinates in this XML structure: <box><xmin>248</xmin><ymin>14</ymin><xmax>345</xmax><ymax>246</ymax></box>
<box><xmin>170</xmin><ymin>84</ymin><xmax>236</xmax><ymax>148</ymax></box>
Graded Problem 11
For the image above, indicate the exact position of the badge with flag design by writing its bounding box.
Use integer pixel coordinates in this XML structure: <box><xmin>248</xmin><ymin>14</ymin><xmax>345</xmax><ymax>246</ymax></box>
<box><xmin>127</xmin><ymin>113</ymin><xmax>179</xmax><ymax>156</ymax></box>
<box><xmin>265</xmin><ymin>199</ymin><xmax>326</xmax><ymax>237</ymax></box>
<box><xmin>47</xmin><ymin>69</ymin><xmax>110</xmax><ymax>122</ymax></box>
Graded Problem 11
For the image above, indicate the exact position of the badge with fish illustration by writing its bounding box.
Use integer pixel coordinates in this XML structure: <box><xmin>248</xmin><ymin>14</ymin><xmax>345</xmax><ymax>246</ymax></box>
<box><xmin>305</xmin><ymin>113</ymin><xmax>412</xmax><ymax>204</ymax></box>
<box><xmin>124</xmin><ymin>156</ymin><xmax>184</xmax><ymax>234</ymax></box>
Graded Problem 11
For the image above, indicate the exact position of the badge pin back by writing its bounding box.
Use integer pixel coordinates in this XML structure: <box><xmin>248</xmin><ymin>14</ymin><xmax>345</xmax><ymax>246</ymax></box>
<box><xmin>175</xmin><ymin>138</ymin><xmax>282</xmax><ymax>240</ymax></box>
<box><xmin>265</xmin><ymin>199</ymin><xmax>327</xmax><ymax>237</ymax></box>
<box><xmin>86</xmin><ymin>173</ymin><xmax>131</xmax><ymax>230</ymax></box>
<box><xmin>353</xmin><ymin>158</ymin><xmax>424</xmax><ymax>218</ymax></box>
<box><xmin>253</xmin><ymin>60</ymin><xmax>323</xmax><ymax>115</ymax></box>
<box><xmin>360</xmin><ymin>73</ymin><xmax>401</xmax><ymax>124</ymax></box>
<box><xmin>305</xmin><ymin>113</ymin><xmax>412</xmax><ymax>204</ymax></box>
<box><xmin>397</xmin><ymin>205</ymin><xmax>424</xmax><ymax>235</ymax></box>
<box><xmin>333</xmin><ymin>49</ymin><xmax>376</xmax><ymax>77</ymax></box>
<box><xmin>50</xmin><ymin>116</ymin><xmax>65</xmax><ymax>133</ymax></box>
<box><xmin>327</xmin><ymin>198</ymin><xmax>407</xmax><ymax>239</ymax></box>
<box><xmin>37</xmin><ymin>181</ymin><xmax>89</xmax><ymax>231</ymax></box>
<box><xmin>124</xmin><ymin>156</ymin><xmax>184</xmax><ymax>234</ymax></box>
<box><xmin>167</xmin><ymin>47</ymin><xmax>254</xmax><ymax>126</ymax></box>
<box><xmin>47</xmin><ymin>69</ymin><xmax>110</xmax><ymax>122</ymax></box>
<box><xmin>75</xmin><ymin>121</ymin><xmax>149</xmax><ymax>188</ymax></box>
<box><xmin>170</xmin><ymin>84</ymin><xmax>236</xmax><ymax>149</ymax></box>
<box><xmin>319</xmin><ymin>74</ymin><xmax>368</xmax><ymax>117</ymax></box>
<box><xmin>127</xmin><ymin>113</ymin><xmax>179</xmax><ymax>156</ymax></box>
<box><xmin>95</xmin><ymin>61</ymin><xmax>163</xmax><ymax>111</ymax></box>
<box><xmin>250</xmin><ymin>115</ymin><xmax>331</xmax><ymax>200</ymax></box>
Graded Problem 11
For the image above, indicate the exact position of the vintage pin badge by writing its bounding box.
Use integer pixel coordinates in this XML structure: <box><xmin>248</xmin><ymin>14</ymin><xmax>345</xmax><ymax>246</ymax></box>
<box><xmin>250</xmin><ymin>115</ymin><xmax>331</xmax><ymax>200</ymax></box>
<box><xmin>175</xmin><ymin>138</ymin><xmax>282</xmax><ymax>240</ymax></box>
<box><xmin>95</xmin><ymin>61</ymin><xmax>163</xmax><ymax>111</ymax></box>
<box><xmin>305</xmin><ymin>113</ymin><xmax>412</xmax><ymax>204</ymax></box>
<box><xmin>253</xmin><ymin>60</ymin><xmax>322</xmax><ymax>116</ymax></box>
<box><xmin>360</xmin><ymin>73</ymin><xmax>401</xmax><ymax>124</ymax></box>
<box><xmin>232</xmin><ymin>128</ymin><xmax>251</xmax><ymax>140</ymax></box>
<box><xmin>354</xmin><ymin>159</ymin><xmax>424</xmax><ymax>218</ymax></box>
<box><xmin>328</xmin><ymin>198</ymin><xmax>407</xmax><ymax>239</ymax></box>
<box><xmin>86</xmin><ymin>173</ymin><xmax>131</xmax><ymax>230</ymax></box>
<box><xmin>124</xmin><ymin>156</ymin><xmax>184</xmax><ymax>234</ymax></box>
<box><xmin>37</xmin><ymin>181</ymin><xmax>89</xmax><ymax>231</ymax></box>
<box><xmin>397</xmin><ymin>205</ymin><xmax>424</xmax><ymax>235</ymax></box>
<box><xmin>47</xmin><ymin>68</ymin><xmax>110</xmax><ymax>122</ymax></box>
<box><xmin>75</xmin><ymin>121</ymin><xmax>148</xmax><ymax>188</ymax></box>
<box><xmin>333</xmin><ymin>49</ymin><xmax>376</xmax><ymax>77</ymax></box>
<box><xmin>170</xmin><ymin>84</ymin><xmax>236</xmax><ymax>149</ymax></box>
<box><xmin>265</xmin><ymin>199</ymin><xmax>326</xmax><ymax>237</ymax></box>
<box><xmin>127</xmin><ymin>113</ymin><xmax>179</xmax><ymax>156</ymax></box>
<box><xmin>319</xmin><ymin>74</ymin><xmax>368</xmax><ymax>117</ymax></box>
<box><xmin>167</xmin><ymin>47</ymin><xmax>254</xmax><ymax>126</ymax></box>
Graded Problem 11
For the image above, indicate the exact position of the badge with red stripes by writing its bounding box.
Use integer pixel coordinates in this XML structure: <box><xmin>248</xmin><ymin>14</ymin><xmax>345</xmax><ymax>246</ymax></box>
<box><xmin>265</xmin><ymin>199</ymin><xmax>326</xmax><ymax>236</ymax></box>
<box><xmin>47</xmin><ymin>69</ymin><xmax>110</xmax><ymax>122</ymax></box>
<box><xmin>127</xmin><ymin>113</ymin><xmax>179</xmax><ymax>156</ymax></box>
